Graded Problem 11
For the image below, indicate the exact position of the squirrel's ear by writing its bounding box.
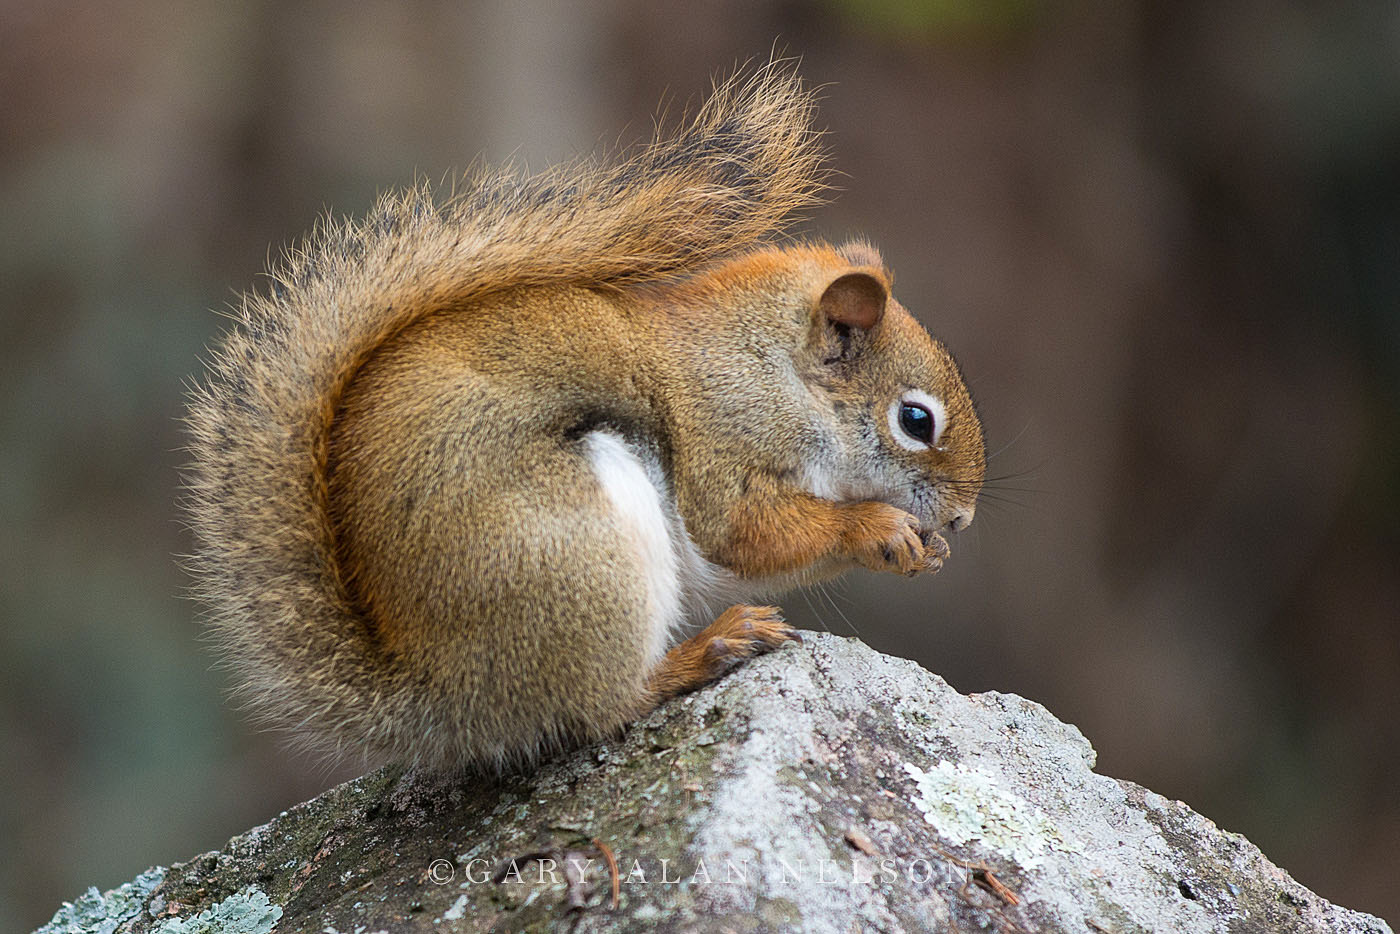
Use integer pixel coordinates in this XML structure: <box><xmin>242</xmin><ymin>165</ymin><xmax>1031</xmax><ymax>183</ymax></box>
<box><xmin>818</xmin><ymin>271</ymin><xmax>887</xmax><ymax>331</ymax></box>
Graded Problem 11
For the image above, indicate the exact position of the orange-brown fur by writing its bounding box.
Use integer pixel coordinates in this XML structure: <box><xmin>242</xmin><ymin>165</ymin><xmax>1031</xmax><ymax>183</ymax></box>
<box><xmin>184</xmin><ymin>65</ymin><xmax>984</xmax><ymax>771</ymax></box>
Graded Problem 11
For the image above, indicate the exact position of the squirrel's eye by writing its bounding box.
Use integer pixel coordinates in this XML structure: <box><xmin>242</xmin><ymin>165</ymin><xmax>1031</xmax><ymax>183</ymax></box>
<box><xmin>899</xmin><ymin>404</ymin><xmax>934</xmax><ymax>443</ymax></box>
<box><xmin>887</xmin><ymin>391</ymin><xmax>947</xmax><ymax>451</ymax></box>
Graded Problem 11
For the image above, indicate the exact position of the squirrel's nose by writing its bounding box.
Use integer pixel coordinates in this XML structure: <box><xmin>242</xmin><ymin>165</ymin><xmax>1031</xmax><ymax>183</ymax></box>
<box><xmin>943</xmin><ymin>506</ymin><xmax>974</xmax><ymax>533</ymax></box>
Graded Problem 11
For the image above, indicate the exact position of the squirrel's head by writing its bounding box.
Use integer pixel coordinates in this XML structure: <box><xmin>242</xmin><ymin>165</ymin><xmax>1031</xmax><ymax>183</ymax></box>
<box><xmin>801</xmin><ymin>243</ymin><xmax>986</xmax><ymax>538</ymax></box>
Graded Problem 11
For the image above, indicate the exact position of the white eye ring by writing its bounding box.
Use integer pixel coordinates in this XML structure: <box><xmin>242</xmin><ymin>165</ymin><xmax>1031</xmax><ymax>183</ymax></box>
<box><xmin>888</xmin><ymin>389</ymin><xmax>947</xmax><ymax>451</ymax></box>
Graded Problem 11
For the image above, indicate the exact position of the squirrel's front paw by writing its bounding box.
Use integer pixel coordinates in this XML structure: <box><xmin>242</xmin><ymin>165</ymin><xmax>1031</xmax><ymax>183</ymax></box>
<box><xmin>847</xmin><ymin>503</ymin><xmax>926</xmax><ymax>576</ymax></box>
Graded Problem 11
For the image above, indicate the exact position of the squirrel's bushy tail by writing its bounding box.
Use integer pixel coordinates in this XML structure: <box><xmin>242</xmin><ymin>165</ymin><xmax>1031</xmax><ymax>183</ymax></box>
<box><xmin>183</xmin><ymin>64</ymin><xmax>825</xmax><ymax>765</ymax></box>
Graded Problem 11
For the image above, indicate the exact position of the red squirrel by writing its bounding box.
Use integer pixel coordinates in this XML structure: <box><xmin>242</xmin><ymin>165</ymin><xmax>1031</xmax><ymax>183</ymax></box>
<box><xmin>185</xmin><ymin>65</ymin><xmax>985</xmax><ymax>770</ymax></box>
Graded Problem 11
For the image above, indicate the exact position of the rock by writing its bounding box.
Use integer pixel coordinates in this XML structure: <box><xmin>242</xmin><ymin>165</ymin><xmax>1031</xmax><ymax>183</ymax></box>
<box><xmin>36</xmin><ymin>634</ymin><xmax>1392</xmax><ymax>933</ymax></box>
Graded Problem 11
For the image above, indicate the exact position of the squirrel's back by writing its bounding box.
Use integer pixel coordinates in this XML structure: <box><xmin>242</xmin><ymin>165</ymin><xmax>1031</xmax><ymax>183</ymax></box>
<box><xmin>184</xmin><ymin>66</ymin><xmax>827</xmax><ymax>767</ymax></box>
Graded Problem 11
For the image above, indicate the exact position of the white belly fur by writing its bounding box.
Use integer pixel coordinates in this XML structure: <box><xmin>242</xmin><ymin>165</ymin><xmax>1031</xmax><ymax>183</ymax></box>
<box><xmin>585</xmin><ymin>431</ymin><xmax>813</xmax><ymax>661</ymax></box>
<box><xmin>583</xmin><ymin>432</ymin><xmax>689</xmax><ymax>664</ymax></box>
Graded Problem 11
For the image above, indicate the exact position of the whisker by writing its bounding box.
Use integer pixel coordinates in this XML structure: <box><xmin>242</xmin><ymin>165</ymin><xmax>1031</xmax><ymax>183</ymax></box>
<box><xmin>986</xmin><ymin>420</ymin><xmax>1033</xmax><ymax>462</ymax></box>
<box><xmin>970</xmin><ymin>491</ymin><xmax>1032</xmax><ymax>506</ymax></box>
<box><xmin>817</xmin><ymin>579</ymin><xmax>858</xmax><ymax>636</ymax></box>
<box><xmin>798</xmin><ymin>585</ymin><xmax>830</xmax><ymax>634</ymax></box>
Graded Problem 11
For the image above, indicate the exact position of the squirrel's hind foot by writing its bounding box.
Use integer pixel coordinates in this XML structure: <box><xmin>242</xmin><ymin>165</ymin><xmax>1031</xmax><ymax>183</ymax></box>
<box><xmin>642</xmin><ymin>605</ymin><xmax>798</xmax><ymax>703</ymax></box>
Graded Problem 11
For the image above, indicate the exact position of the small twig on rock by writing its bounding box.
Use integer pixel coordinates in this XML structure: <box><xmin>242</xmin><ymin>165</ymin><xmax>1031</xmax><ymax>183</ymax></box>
<box><xmin>933</xmin><ymin>845</ymin><xmax>1020</xmax><ymax>906</ymax></box>
<box><xmin>972</xmin><ymin>867</ymin><xmax>1020</xmax><ymax>906</ymax></box>
<box><xmin>593</xmin><ymin>837</ymin><xmax>620</xmax><ymax>909</ymax></box>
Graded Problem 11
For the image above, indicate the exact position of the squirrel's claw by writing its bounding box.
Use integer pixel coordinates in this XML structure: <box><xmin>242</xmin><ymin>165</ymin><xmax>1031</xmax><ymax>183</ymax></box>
<box><xmin>916</xmin><ymin>532</ymin><xmax>950</xmax><ymax>575</ymax></box>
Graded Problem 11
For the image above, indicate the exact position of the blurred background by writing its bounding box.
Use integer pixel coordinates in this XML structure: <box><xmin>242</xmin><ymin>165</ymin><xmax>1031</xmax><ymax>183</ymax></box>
<box><xmin>3</xmin><ymin>0</ymin><xmax>1397</xmax><ymax>928</ymax></box>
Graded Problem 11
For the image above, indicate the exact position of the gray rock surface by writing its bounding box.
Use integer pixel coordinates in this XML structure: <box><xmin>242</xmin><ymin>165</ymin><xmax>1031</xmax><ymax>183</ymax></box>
<box><xmin>37</xmin><ymin>634</ymin><xmax>1393</xmax><ymax>933</ymax></box>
